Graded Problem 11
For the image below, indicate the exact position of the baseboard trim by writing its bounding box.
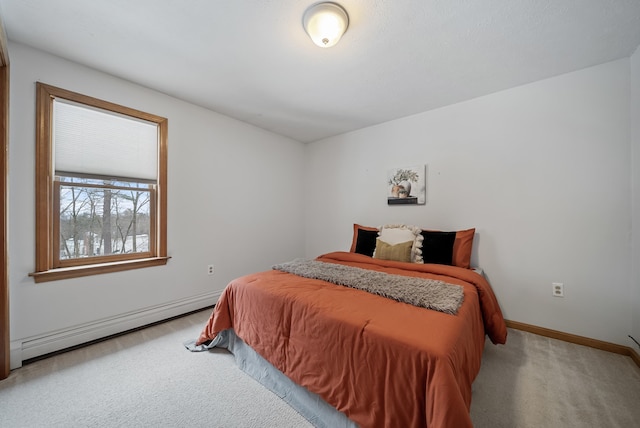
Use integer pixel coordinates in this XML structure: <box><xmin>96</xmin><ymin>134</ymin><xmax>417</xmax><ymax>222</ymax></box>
<box><xmin>630</xmin><ymin>348</ymin><xmax>640</xmax><ymax>368</ymax></box>
<box><xmin>505</xmin><ymin>320</ymin><xmax>640</xmax><ymax>369</ymax></box>
<box><xmin>11</xmin><ymin>291</ymin><xmax>221</xmax><ymax>369</ymax></box>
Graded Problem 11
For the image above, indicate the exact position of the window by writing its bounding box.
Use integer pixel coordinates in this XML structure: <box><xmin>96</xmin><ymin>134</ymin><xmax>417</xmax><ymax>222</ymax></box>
<box><xmin>32</xmin><ymin>83</ymin><xmax>168</xmax><ymax>282</ymax></box>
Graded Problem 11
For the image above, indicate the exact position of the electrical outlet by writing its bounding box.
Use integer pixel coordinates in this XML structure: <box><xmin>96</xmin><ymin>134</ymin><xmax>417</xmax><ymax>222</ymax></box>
<box><xmin>207</xmin><ymin>264</ymin><xmax>214</xmax><ymax>275</ymax></box>
<box><xmin>552</xmin><ymin>282</ymin><xmax>564</xmax><ymax>297</ymax></box>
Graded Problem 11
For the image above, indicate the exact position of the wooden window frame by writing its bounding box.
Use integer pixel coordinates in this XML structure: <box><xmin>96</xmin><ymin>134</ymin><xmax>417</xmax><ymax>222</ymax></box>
<box><xmin>30</xmin><ymin>83</ymin><xmax>169</xmax><ymax>283</ymax></box>
<box><xmin>52</xmin><ymin>177</ymin><xmax>156</xmax><ymax>267</ymax></box>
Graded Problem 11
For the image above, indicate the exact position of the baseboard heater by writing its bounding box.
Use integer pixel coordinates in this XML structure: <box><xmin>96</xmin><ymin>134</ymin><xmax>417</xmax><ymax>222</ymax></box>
<box><xmin>10</xmin><ymin>291</ymin><xmax>220</xmax><ymax>369</ymax></box>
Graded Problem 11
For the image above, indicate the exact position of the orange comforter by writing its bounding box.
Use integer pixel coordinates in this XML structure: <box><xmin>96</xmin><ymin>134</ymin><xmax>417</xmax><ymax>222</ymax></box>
<box><xmin>196</xmin><ymin>251</ymin><xmax>507</xmax><ymax>428</ymax></box>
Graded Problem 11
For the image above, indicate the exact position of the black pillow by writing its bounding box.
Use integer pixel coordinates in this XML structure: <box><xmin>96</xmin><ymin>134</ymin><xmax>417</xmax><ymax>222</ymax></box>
<box><xmin>354</xmin><ymin>229</ymin><xmax>379</xmax><ymax>257</ymax></box>
<box><xmin>420</xmin><ymin>231</ymin><xmax>456</xmax><ymax>265</ymax></box>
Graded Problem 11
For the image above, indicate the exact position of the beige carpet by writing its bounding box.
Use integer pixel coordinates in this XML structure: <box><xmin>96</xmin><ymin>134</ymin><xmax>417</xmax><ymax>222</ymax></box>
<box><xmin>1</xmin><ymin>309</ymin><xmax>639</xmax><ymax>427</ymax></box>
<box><xmin>471</xmin><ymin>327</ymin><xmax>640</xmax><ymax>427</ymax></box>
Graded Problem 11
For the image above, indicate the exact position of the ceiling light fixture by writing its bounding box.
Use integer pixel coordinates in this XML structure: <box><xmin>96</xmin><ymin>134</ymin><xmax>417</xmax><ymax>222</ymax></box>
<box><xmin>303</xmin><ymin>2</ymin><xmax>349</xmax><ymax>48</ymax></box>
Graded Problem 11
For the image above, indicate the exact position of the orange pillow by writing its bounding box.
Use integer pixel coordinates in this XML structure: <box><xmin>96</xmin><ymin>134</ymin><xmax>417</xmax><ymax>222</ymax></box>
<box><xmin>349</xmin><ymin>224</ymin><xmax>379</xmax><ymax>256</ymax></box>
<box><xmin>421</xmin><ymin>228</ymin><xmax>475</xmax><ymax>268</ymax></box>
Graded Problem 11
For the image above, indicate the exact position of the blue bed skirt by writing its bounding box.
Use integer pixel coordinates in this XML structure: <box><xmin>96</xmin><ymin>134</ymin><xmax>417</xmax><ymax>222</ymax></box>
<box><xmin>185</xmin><ymin>329</ymin><xmax>358</xmax><ymax>428</ymax></box>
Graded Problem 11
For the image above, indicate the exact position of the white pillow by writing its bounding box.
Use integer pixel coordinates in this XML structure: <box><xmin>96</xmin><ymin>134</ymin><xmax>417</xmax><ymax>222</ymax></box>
<box><xmin>375</xmin><ymin>224</ymin><xmax>424</xmax><ymax>263</ymax></box>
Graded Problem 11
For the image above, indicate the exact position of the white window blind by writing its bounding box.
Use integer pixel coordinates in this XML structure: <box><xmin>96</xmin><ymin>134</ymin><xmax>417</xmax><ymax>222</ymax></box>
<box><xmin>53</xmin><ymin>99</ymin><xmax>158</xmax><ymax>181</ymax></box>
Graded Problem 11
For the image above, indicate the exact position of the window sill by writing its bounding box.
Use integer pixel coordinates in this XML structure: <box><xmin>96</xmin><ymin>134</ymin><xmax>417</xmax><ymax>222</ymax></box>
<box><xmin>29</xmin><ymin>257</ymin><xmax>171</xmax><ymax>283</ymax></box>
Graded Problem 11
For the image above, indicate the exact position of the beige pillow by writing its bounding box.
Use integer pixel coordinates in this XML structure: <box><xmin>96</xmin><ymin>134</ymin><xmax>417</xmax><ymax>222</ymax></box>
<box><xmin>376</xmin><ymin>224</ymin><xmax>424</xmax><ymax>263</ymax></box>
<box><xmin>373</xmin><ymin>239</ymin><xmax>413</xmax><ymax>263</ymax></box>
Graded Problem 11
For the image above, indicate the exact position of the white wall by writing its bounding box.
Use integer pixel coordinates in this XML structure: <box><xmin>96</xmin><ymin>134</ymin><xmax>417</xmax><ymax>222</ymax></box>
<box><xmin>305</xmin><ymin>59</ymin><xmax>632</xmax><ymax>346</ymax></box>
<box><xmin>8</xmin><ymin>41</ymin><xmax>637</xmax><ymax>363</ymax></box>
<box><xmin>8</xmin><ymin>42</ymin><xmax>305</xmax><ymax>364</ymax></box>
<box><xmin>632</xmin><ymin>45</ymin><xmax>640</xmax><ymax>351</ymax></box>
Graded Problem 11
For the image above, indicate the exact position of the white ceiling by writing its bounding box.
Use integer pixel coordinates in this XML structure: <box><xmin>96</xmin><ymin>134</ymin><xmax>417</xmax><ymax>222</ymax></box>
<box><xmin>1</xmin><ymin>0</ymin><xmax>640</xmax><ymax>143</ymax></box>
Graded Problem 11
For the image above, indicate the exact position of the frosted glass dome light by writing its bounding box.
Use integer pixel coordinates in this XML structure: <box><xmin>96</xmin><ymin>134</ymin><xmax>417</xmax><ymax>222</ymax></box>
<box><xmin>303</xmin><ymin>2</ymin><xmax>349</xmax><ymax>48</ymax></box>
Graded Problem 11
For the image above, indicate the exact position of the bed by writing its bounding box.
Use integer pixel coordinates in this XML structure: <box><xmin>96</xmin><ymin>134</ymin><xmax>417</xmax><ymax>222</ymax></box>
<box><xmin>189</xmin><ymin>226</ymin><xmax>507</xmax><ymax>428</ymax></box>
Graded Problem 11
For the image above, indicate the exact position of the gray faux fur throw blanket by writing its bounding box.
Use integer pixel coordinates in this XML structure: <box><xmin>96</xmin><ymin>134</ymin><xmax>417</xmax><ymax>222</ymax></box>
<box><xmin>273</xmin><ymin>259</ymin><xmax>464</xmax><ymax>315</ymax></box>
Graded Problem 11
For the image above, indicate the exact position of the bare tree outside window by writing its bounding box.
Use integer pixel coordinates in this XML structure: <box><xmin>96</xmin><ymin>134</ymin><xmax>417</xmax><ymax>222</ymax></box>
<box><xmin>58</xmin><ymin>177</ymin><xmax>152</xmax><ymax>260</ymax></box>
